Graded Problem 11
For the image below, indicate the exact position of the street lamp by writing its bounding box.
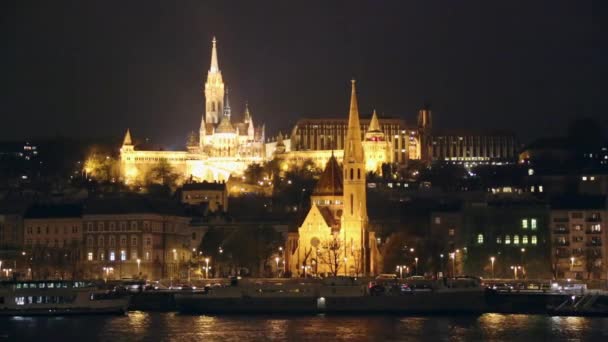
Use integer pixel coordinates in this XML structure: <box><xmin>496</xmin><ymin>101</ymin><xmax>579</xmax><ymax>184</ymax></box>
<box><xmin>205</xmin><ymin>258</ymin><xmax>210</xmax><ymax>278</ymax></box>
<box><xmin>275</xmin><ymin>257</ymin><xmax>280</xmax><ymax>277</ymax></box>
<box><xmin>490</xmin><ymin>256</ymin><xmax>496</xmax><ymax>279</ymax></box>
<box><xmin>450</xmin><ymin>253</ymin><xmax>456</xmax><ymax>277</ymax></box>
<box><xmin>414</xmin><ymin>257</ymin><xmax>419</xmax><ymax>275</ymax></box>
<box><xmin>510</xmin><ymin>265</ymin><xmax>521</xmax><ymax>279</ymax></box>
<box><xmin>570</xmin><ymin>257</ymin><xmax>575</xmax><ymax>272</ymax></box>
<box><xmin>137</xmin><ymin>258</ymin><xmax>141</xmax><ymax>276</ymax></box>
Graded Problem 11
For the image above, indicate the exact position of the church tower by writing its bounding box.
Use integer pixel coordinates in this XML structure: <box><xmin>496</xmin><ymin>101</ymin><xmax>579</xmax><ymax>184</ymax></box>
<box><xmin>342</xmin><ymin>80</ymin><xmax>369</xmax><ymax>275</ymax></box>
<box><xmin>204</xmin><ymin>37</ymin><xmax>225</xmax><ymax>125</ymax></box>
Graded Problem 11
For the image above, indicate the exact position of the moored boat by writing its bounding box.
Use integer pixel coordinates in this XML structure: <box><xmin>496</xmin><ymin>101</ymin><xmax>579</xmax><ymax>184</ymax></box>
<box><xmin>0</xmin><ymin>280</ymin><xmax>130</xmax><ymax>316</ymax></box>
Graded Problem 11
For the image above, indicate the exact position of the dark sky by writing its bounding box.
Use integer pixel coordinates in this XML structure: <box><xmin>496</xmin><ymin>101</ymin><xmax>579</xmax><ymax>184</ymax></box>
<box><xmin>4</xmin><ymin>1</ymin><xmax>602</xmax><ymax>146</ymax></box>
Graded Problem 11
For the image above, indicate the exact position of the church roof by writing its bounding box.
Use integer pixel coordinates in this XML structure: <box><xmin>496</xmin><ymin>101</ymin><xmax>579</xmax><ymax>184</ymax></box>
<box><xmin>215</xmin><ymin>115</ymin><xmax>235</xmax><ymax>133</ymax></box>
<box><xmin>123</xmin><ymin>129</ymin><xmax>133</xmax><ymax>145</ymax></box>
<box><xmin>367</xmin><ymin>110</ymin><xmax>381</xmax><ymax>133</ymax></box>
<box><xmin>313</xmin><ymin>153</ymin><xmax>343</xmax><ymax>196</ymax></box>
<box><xmin>318</xmin><ymin>206</ymin><xmax>339</xmax><ymax>227</ymax></box>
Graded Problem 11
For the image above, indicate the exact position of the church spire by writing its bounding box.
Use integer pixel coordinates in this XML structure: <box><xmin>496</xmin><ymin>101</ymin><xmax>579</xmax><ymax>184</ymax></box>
<box><xmin>210</xmin><ymin>36</ymin><xmax>219</xmax><ymax>73</ymax></box>
<box><xmin>223</xmin><ymin>88</ymin><xmax>231</xmax><ymax>119</ymax></box>
<box><xmin>368</xmin><ymin>109</ymin><xmax>381</xmax><ymax>132</ymax></box>
<box><xmin>243</xmin><ymin>102</ymin><xmax>251</xmax><ymax>123</ymax></box>
<box><xmin>344</xmin><ymin>79</ymin><xmax>364</xmax><ymax>162</ymax></box>
<box><xmin>122</xmin><ymin>129</ymin><xmax>133</xmax><ymax>146</ymax></box>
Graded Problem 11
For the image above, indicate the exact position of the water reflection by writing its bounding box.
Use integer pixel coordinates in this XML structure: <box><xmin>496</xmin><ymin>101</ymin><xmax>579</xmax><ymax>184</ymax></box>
<box><xmin>0</xmin><ymin>313</ymin><xmax>606</xmax><ymax>342</ymax></box>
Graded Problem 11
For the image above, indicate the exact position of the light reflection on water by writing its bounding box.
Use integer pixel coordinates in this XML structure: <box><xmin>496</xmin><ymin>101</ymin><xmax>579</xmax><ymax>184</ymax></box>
<box><xmin>1</xmin><ymin>313</ymin><xmax>607</xmax><ymax>341</ymax></box>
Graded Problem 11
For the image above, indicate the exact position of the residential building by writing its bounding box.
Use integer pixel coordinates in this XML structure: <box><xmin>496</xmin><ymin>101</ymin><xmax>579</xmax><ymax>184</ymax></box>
<box><xmin>550</xmin><ymin>195</ymin><xmax>607</xmax><ymax>280</ymax></box>
<box><xmin>180</xmin><ymin>181</ymin><xmax>228</xmax><ymax>212</ymax></box>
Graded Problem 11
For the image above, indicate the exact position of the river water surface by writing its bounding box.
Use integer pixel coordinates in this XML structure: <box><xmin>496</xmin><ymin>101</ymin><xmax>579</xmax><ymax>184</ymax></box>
<box><xmin>1</xmin><ymin>312</ymin><xmax>607</xmax><ymax>341</ymax></box>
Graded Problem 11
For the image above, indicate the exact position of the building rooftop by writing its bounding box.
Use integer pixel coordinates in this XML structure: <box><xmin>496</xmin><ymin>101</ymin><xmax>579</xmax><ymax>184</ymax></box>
<box><xmin>182</xmin><ymin>181</ymin><xmax>226</xmax><ymax>192</ymax></box>
<box><xmin>550</xmin><ymin>195</ymin><xmax>607</xmax><ymax>210</ymax></box>
<box><xmin>24</xmin><ymin>203</ymin><xmax>83</xmax><ymax>219</ymax></box>
<box><xmin>312</xmin><ymin>154</ymin><xmax>343</xmax><ymax>196</ymax></box>
<box><xmin>83</xmin><ymin>196</ymin><xmax>187</xmax><ymax>216</ymax></box>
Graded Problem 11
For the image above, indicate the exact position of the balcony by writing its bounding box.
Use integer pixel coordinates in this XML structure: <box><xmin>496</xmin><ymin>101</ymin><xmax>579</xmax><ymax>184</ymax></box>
<box><xmin>586</xmin><ymin>241</ymin><xmax>603</xmax><ymax>247</ymax></box>
<box><xmin>586</xmin><ymin>217</ymin><xmax>602</xmax><ymax>223</ymax></box>
<box><xmin>553</xmin><ymin>229</ymin><xmax>569</xmax><ymax>235</ymax></box>
<box><xmin>586</xmin><ymin>230</ymin><xmax>602</xmax><ymax>234</ymax></box>
<box><xmin>554</xmin><ymin>241</ymin><xmax>570</xmax><ymax>247</ymax></box>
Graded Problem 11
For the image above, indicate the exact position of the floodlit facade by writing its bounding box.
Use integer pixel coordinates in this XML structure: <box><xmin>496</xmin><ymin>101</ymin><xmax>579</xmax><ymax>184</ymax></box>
<box><xmin>286</xmin><ymin>81</ymin><xmax>379</xmax><ymax>276</ymax></box>
<box><xmin>120</xmin><ymin>37</ymin><xmax>266</xmax><ymax>184</ymax></box>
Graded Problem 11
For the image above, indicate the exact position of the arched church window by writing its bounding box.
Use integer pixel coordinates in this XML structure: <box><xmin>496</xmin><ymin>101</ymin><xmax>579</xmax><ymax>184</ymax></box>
<box><xmin>350</xmin><ymin>168</ymin><xmax>353</xmax><ymax>180</ymax></box>
<box><xmin>357</xmin><ymin>168</ymin><xmax>361</xmax><ymax>179</ymax></box>
<box><xmin>211</xmin><ymin>102</ymin><xmax>215</xmax><ymax>111</ymax></box>
<box><xmin>350</xmin><ymin>194</ymin><xmax>354</xmax><ymax>216</ymax></box>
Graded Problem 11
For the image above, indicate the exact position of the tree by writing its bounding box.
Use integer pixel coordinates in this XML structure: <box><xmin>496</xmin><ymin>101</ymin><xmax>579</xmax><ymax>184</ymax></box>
<box><xmin>146</xmin><ymin>159</ymin><xmax>180</xmax><ymax>190</ymax></box>
<box><xmin>317</xmin><ymin>236</ymin><xmax>343</xmax><ymax>276</ymax></box>
<box><xmin>585</xmin><ymin>248</ymin><xmax>602</xmax><ymax>280</ymax></box>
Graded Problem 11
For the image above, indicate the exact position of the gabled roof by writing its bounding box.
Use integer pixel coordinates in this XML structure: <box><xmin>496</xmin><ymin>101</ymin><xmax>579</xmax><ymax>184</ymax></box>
<box><xmin>318</xmin><ymin>206</ymin><xmax>339</xmax><ymax>227</ymax></box>
<box><xmin>313</xmin><ymin>154</ymin><xmax>343</xmax><ymax>196</ymax></box>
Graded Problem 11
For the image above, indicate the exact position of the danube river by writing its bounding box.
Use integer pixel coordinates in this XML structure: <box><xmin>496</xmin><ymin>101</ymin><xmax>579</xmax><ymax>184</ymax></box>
<box><xmin>1</xmin><ymin>312</ymin><xmax>607</xmax><ymax>341</ymax></box>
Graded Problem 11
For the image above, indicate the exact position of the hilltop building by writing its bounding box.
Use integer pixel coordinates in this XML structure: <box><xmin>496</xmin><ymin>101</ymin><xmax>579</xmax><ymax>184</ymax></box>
<box><xmin>120</xmin><ymin>37</ymin><xmax>266</xmax><ymax>185</ymax></box>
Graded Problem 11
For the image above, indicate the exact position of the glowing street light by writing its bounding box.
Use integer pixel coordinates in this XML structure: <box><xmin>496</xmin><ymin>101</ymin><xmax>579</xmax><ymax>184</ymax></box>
<box><xmin>570</xmin><ymin>257</ymin><xmax>575</xmax><ymax>271</ymax></box>
<box><xmin>490</xmin><ymin>256</ymin><xmax>496</xmax><ymax>279</ymax></box>
<box><xmin>450</xmin><ymin>253</ymin><xmax>456</xmax><ymax>277</ymax></box>
<box><xmin>414</xmin><ymin>257</ymin><xmax>419</xmax><ymax>275</ymax></box>
<box><xmin>205</xmin><ymin>258</ymin><xmax>210</xmax><ymax>278</ymax></box>
<box><xmin>275</xmin><ymin>257</ymin><xmax>280</xmax><ymax>276</ymax></box>
<box><xmin>510</xmin><ymin>265</ymin><xmax>521</xmax><ymax>279</ymax></box>
<box><xmin>137</xmin><ymin>258</ymin><xmax>141</xmax><ymax>275</ymax></box>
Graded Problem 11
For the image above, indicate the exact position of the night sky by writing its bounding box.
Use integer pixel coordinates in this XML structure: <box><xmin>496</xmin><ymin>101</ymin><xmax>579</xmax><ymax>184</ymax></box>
<box><xmin>4</xmin><ymin>1</ymin><xmax>601</xmax><ymax>146</ymax></box>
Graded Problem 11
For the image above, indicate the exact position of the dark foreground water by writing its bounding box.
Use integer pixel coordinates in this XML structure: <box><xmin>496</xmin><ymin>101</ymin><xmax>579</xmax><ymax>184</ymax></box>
<box><xmin>1</xmin><ymin>312</ymin><xmax>607</xmax><ymax>341</ymax></box>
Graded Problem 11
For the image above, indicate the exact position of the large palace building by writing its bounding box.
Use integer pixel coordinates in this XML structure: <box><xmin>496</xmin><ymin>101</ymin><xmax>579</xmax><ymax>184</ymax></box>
<box><xmin>270</xmin><ymin>108</ymin><xmax>433</xmax><ymax>175</ymax></box>
<box><xmin>120</xmin><ymin>37</ymin><xmax>266</xmax><ymax>184</ymax></box>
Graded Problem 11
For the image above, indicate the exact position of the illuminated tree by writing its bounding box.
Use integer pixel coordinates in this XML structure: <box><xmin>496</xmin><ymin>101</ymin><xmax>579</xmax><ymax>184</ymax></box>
<box><xmin>318</xmin><ymin>236</ymin><xmax>343</xmax><ymax>276</ymax></box>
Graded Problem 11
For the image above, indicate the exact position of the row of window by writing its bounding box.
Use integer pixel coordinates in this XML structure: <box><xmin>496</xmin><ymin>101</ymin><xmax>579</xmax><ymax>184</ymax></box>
<box><xmin>86</xmin><ymin>235</ymin><xmax>151</xmax><ymax>248</ymax></box>
<box><xmin>25</xmin><ymin>238</ymin><xmax>78</xmax><ymax>247</ymax></box>
<box><xmin>86</xmin><ymin>250</ymin><xmax>149</xmax><ymax>262</ymax></box>
<box><xmin>521</xmin><ymin>218</ymin><xmax>538</xmax><ymax>229</ymax></box>
<box><xmin>25</xmin><ymin>226</ymin><xmax>79</xmax><ymax>235</ymax></box>
<box><xmin>478</xmin><ymin>234</ymin><xmax>538</xmax><ymax>245</ymax></box>
<box><xmin>14</xmin><ymin>296</ymin><xmax>77</xmax><ymax>305</ymax></box>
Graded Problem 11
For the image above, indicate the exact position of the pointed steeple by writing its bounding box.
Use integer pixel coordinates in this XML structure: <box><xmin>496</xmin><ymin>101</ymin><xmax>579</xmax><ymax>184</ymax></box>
<box><xmin>122</xmin><ymin>129</ymin><xmax>133</xmax><ymax>146</ymax></box>
<box><xmin>223</xmin><ymin>88</ymin><xmax>231</xmax><ymax>119</ymax></box>
<box><xmin>368</xmin><ymin>109</ymin><xmax>381</xmax><ymax>132</ymax></box>
<box><xmin>344</xmin><ymin>79</ymin><xmax>364</xmax><ymax>162</ymax></box>
<box><xmin>243</xmin><ymin>102</ymin><xmax>252</xmax><ymax>123</ymax></box>
<box><xmin>210</xmin><ymin>36</ymin><xmax>219</xmax><ymax>73</ymax></box>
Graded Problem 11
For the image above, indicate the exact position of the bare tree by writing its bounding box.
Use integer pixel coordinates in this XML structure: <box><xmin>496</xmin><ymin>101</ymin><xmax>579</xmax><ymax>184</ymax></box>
<box><xmin>318</xmin><ymin>236</ymin><xmax>343</xmax><ymax>276</ymax></box>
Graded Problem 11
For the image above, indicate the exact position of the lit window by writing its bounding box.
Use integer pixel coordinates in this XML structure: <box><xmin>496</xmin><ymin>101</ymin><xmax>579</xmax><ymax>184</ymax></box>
<box><xmin>582</xmin><ymin>176</ymin><xmax>587</xmax><ymax>181</ymax></box>
<box><xmin>477</xmin><ymin>234</ymin><xmax>484</xmax><ymax>244</ymax></box>
<box><xmin>539</xmin><ymin>186</ymin><xmax>543</xmax><ymax>193</ymax></box>
<box><xmin>120</xmin><ymin>250</ymin><xmax>127</xmax><ymax>261</ymax></box>
<box><xmin>522</xmin><ymin>236</ymin><xmax>528</xmax><ymax>244</ymax></box>
<box><xmin>448</xmin><ymin>229</ymin><xmax>455</xmax><ymax>236</ymax></box>
<box><xmin>505</xmin><ymin>235</ymin><xmax>511</xmax><ymax>244</ymax></box>
<box><xmin>514</xmin><ymin>235</ymin><xmax>520</xmax><ymax>244</ymax></box>
<box><xmin>496</xmin><ymin>236</ymin><xmax>502</xmax><ymax>244</ymax></box>
<box><xmin>531</xmin><ymin>235</ymin><xmax>537</xmax><ymax>245</ymax></box>
<box><xmin>145</xmin><ymin>252</ymin><xmax>150</xmax><ymax>261</ymax></box>
<box><xmin>522</xmin><ymin>219</ymin><xmax>528</xmax><ymax>229</ymax></box>
<box><xmin>528</xmin><ymin>168</ymin><xmax>534</xmax><ymax>176</ymax></box>
<box><xmin>434</xmin><ymin>217</ymin><xmax>441</xmax><ymax>224</ymax></box>
<box><xmin>110</xmin><ymin>252</ymin><xmax>115</xmax><ymax>261</ymax></box>
<box><xmin>590</xmin><ymin>176</ymin><xmax>595</xmax><ymax>181</ymax></box>
<box><xmin>531</xmin><ymin>219</ymin><xmax>537</xmax><ymax>230</ymax></box>
<box><xmin>87</xmin><ymin>252</ymin><xmax>93</xmax><ymax>261</ymax></box>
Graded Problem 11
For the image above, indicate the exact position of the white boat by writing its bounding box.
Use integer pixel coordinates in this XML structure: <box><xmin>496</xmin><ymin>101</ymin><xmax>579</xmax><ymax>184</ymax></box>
<box><xmin>0</xmin><ymin>280</ymin><xmax>130</xmax><ymax>316</ymax></box>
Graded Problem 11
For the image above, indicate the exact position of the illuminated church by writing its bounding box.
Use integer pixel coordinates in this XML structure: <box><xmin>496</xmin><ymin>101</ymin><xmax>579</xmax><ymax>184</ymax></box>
<box><xmin>120</xmin><ymin>37</ymin><xmax>266</xmax><ymax>184</ymax></box>
<box><xmin>285</xmin><ymin>80</ymin><xmax>379</xmax><ymax>276</ymax></box>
